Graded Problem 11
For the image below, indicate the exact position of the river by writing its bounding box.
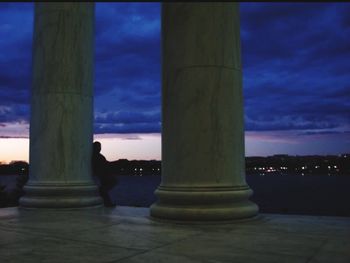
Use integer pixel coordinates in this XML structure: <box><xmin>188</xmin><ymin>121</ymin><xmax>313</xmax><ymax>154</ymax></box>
<box><xmin>1</xmin><ymin>174</ymin><xmax>349</xmax><ymax>216</ymax></box>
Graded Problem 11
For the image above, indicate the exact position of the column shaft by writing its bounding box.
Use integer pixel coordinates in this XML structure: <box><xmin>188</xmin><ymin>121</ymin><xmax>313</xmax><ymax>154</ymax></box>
<box><xmin>20</xmin><ymin>3</ymin><xmax>102</xmax><ymax>208</ymax></box>
<box><xmin>150</xmin><ymin>3</ymin><xmax>258</xmax><ymax>221</ymax></box>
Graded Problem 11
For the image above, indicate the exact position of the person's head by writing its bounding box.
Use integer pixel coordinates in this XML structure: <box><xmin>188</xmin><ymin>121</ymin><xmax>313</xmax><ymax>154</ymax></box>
<box><xmin>93</xmin><ymin>141</ymin><xmax>101</xmax><ymax>154</ymax></box>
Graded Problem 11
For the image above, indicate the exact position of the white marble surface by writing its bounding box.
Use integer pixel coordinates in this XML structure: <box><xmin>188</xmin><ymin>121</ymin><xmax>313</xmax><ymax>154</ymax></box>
<box><xmin>162</xmin><ymin>68</ymin><xmax>245</xmax><ymax>187</ymax></box>
<box><xmin>20</xmin><ymin>3</ymin><xmax>99</xmax><ymax>208</ymax></box>
<box><xmin>162</xmin><ymin>3</ymin><xmax>241</xmax><ymax>69</ymax></box>
<box><xmin>152</xmin><ymin>3</ymin><xmax>257</xmax><ymax>220</ymax></box>
<box><xmin>32</xmin><ymin>3</ymin><xmax>94</xmax><ymax>97</ymax></box>
<box><xmin>0</xmin><ymin>207</ymin><xmax>349</xmax><ymax>263</ymax></box>
<box><xmin>161</xmin><ymin>3</ymin><xmax>245</xmax><ymax>187</ymax></box>
<box><xmin>29</xmin><ymin>94</ymin><xmax>93</xmax><ymax>183</ymax></box>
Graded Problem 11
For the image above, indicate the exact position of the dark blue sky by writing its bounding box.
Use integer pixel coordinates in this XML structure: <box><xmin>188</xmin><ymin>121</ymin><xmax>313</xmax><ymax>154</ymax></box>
<box><xmin>0</xmin><ymin>3</ymin><xmax>349</xmax><ymax>156</ymax></box>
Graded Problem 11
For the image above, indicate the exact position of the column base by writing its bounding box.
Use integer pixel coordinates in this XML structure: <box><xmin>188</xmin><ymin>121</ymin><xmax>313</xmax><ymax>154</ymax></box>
<box><xmin>150</xmin><ymin>185</ymin><xmax>258</xmax><ymax>221</ymax></box>
<box><xmin>19</xmin><ymin>183</ymin><xmax>103</xmax><ymax>208</ymax></box>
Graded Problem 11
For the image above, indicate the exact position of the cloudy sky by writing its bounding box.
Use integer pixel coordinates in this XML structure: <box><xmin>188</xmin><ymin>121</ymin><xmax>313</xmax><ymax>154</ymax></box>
<box><xmin>0</xmin><ymin>3</ymin><xmax>349</xmax><ymax>162</ymax></box>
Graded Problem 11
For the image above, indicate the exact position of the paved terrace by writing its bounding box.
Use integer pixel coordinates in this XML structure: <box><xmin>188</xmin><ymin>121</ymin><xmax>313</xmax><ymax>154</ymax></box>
<box><xmin>0</xmin><ymin>206</ymin><xmax>349</xmax><ymax>263</ymax></box>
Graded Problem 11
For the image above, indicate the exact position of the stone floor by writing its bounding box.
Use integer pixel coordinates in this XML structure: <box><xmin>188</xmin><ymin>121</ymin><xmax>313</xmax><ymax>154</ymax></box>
<box><xmin>0</xmin><ymin>206</ymin><xmax>349</xmax><ymax>263</ymax></box>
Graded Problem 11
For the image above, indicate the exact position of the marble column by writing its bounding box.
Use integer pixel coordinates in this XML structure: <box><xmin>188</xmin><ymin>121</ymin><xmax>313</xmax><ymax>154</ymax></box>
<box><xmin>19</xmin><ymin>3</ymin><xmax>102</xmax><ymax>208</ymax></box>
<box><xmin>150</xmin><ymin>3</ymin><xmax>258</xmax><ymax>221</ymax></box>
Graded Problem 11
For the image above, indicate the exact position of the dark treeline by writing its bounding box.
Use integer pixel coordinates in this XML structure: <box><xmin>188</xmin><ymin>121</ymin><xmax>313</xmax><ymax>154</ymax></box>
<box><xmin>1</xmin><ymin>154</ymin><xmax>349</xmax><ymax>176</ymax></box>
<box><xmin>0</xmin><ymin>159</ymin><xmax>162</xmax><ymax>176</ymax></box>
<box><xmin>0</xmin><ymin>161</ymin><xmax>29</xmax><ymax>176</ymax></box>
<box><xmin>0</xmin><ymin>161</ymin><xmax>28</xmax><ymax>207</ymax></box>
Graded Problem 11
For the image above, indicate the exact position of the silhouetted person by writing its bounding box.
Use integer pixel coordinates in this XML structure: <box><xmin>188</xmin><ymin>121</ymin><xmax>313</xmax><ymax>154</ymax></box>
<box><xmin>92</xmin><ymin>141</ymin><xmax>118</xmax><ymax>207</ymax></box>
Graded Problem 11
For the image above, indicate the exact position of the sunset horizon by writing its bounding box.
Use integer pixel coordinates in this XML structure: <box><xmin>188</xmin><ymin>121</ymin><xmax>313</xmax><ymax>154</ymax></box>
<box><xmin>1</xmin><ymin>131</ymin><xmax>349</xmax><ymax>164</ymax></box>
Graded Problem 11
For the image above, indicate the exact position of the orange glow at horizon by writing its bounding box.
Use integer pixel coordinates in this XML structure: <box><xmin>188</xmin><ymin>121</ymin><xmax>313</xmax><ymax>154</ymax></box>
<box><xmin>0</xmin><ymin>133</ymin><xmax>162</xmax><ymax>164</ymax></box>
<box><xmin>93</xmin><ymin>133</ymin><xmax>161</xmax><ymax>161</ymax></box>
<box><xmin>0</xmin><ymin>131</ymin><xmax>349</xmax><ymax>164</ymax></box>
<box><xmin>0</xmin><ymin>138</ymin><xmax>29</xmax><ymax>164</ymax></box>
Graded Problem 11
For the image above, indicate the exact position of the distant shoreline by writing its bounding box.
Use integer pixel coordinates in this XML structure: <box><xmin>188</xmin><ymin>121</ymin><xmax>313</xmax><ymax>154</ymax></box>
<box><xmin>1</xmin><ymin>154</ymin><xmax>350</xmax><ymax>176</ymax></box>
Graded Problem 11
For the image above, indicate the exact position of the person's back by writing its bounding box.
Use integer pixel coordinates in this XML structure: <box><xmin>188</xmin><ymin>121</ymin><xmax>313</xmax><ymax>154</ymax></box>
<box><xmin>92</xmin><ymin>141</ymin><xmax>118</xmax><ymax>207</ymax></box>
<box><xmin>92</xmin><ymin>143</ymin><xmax>108</xmax><ymax>178</ymax></box>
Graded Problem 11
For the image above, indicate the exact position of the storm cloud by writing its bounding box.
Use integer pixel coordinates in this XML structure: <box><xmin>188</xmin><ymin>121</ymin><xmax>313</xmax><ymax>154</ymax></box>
<box><xmin>0</xmin><ymin>3</ymin><xmax>349</xmax><ymax>138</ymax></box>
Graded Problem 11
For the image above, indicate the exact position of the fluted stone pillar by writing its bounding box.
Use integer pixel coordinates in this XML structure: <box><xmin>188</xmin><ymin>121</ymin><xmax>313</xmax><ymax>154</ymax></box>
<box><xmin>150</xmin><ymin>3</ymin><xmax>258</xmax><ymax>221</ymax></box>
<box><xmin>20</xmin><ymin>3</ymin><xmax>102</xmax><ymax>208</ymax></box>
